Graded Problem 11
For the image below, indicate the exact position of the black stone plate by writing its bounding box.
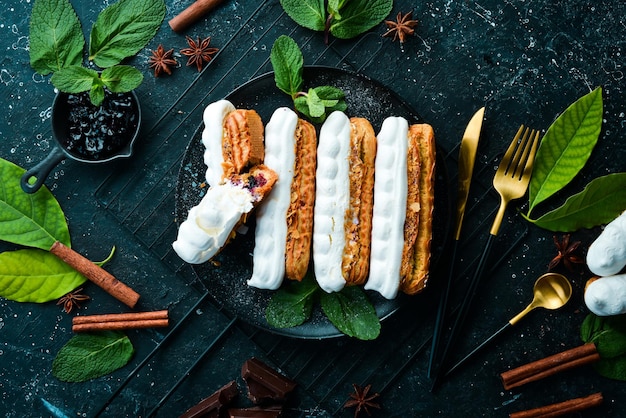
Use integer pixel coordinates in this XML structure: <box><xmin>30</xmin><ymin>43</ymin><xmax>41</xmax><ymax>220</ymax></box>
<box><xmin>175</xmin><ymin>66</ymin><xmax>450</xmax><ymax>339</ymax></box>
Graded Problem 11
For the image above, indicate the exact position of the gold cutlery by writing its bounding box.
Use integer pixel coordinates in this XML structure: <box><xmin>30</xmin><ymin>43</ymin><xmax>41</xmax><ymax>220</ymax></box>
<box><xmin>431</xmin><ymin>125</ymin><xmax>541</xmax><ymax>390</ymax></box>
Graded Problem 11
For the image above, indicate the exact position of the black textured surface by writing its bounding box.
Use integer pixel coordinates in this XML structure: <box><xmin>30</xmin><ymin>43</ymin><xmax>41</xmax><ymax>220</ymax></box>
<box><xmin>1</xmin><ymin>1</ymin><xmax>625</xmax><ymax>417</ymax></box>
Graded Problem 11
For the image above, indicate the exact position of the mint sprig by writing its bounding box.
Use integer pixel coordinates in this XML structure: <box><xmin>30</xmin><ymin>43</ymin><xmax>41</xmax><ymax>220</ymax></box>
<box><xmin>29</xmin><ymin>0</ymin><xmax>165</xmax><ymax>106</ymax></box>
<box><xmin>265</xmin><ymin>274</ymin><xmax>381</xmax><ymax>340</ymax></box>
<box><xmin>270</xmin><ymin>35</ymin><xmax>347</xmax><ymax>123</ymax></box>
<box><xmin>52</xmin><ymin>331</ymin><xmax>134</xmax><ymax>382</ymax></box>
<box><xmin>280</xmin><ymin>0</ymin><xmax>393</xmax><ymax>43</ymax></box>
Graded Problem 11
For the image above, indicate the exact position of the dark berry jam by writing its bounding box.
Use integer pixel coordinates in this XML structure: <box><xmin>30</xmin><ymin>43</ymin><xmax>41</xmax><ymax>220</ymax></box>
<box><xmin>57</xmin><ymin>91</ymin><xmax>139</xmax><ymax>160</ymax></box>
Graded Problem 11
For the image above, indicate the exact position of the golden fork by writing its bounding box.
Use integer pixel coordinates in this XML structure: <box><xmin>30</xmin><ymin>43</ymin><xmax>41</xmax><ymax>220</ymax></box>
<box><xmin>490</xmin><ymin>125</ymin><xmax>541</xmax><ymax>235</ymax></box>
<box><xmin>431</xmin><ymin>125</ymin><xmax>541</xmax><ymax>390</ymax></box>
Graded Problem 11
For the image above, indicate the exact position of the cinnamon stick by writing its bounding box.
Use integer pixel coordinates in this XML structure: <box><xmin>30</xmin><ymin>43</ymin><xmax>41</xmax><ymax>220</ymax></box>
<box><xmin>500</xmin><ymin>343</ymin><xmax>600</xmax><ymax>390</ymax></box>
<box><xmin>509</xmin><ymin>392</ymin><xmax>603</xmax><ymax>418</ymax></box>
<box><xmin>50</xmin><ymin>241</ymin><xmax>140</xmax><ymax>308</ymax></box>
<box><xmin>72</xmin><ymin>310</ymin><xmax>169</xmax><ymax>332</ymax></box>
<box><xmin>169</xmin><ymin>0</ymin><xmax>225</xmax><ymax>33</ymax></box>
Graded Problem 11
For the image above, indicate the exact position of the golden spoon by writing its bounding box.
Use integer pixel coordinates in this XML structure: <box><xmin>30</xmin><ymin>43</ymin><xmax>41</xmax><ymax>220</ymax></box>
<box><xmin>444</xmin><ymin>272</ymin><xmax>572</xmax><ymax>377</ymax></box>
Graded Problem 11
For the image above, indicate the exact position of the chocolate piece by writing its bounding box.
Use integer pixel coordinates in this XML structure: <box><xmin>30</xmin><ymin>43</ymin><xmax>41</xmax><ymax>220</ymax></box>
<box><xmin>179</xmin><ymin>380</ymin><xmax>238</xmax><ymax>418</ymax></box>
<box><xmin>241</xmin><ymin>358</ymin><xmax>296</xmax><ymax>404</ymax></box>
<box><xmin>228</xmin><ymin>406</ymin><xmax>282</xmax><ymax>418</ymax></box>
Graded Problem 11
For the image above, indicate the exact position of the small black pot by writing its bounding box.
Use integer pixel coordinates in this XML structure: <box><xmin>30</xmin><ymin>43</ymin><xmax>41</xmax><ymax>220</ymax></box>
<box><xmin>21</xmin><ymin>90</ymin><xmax>141</xmax><ymax>193</ymax></box>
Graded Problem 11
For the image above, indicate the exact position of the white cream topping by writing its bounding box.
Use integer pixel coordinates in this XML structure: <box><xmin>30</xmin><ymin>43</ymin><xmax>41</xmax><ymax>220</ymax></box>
<box><xmin>173</xmin><ymin>181</ymin><xmax>254</xmax><ymax>264</ymax></box>
<box><xmin>313</xmin><ymin>111</ymin><xmax>351</xmax><ymax>293</ymax></box>
<box><xmin>585</xmin><ymin>274</ymin><xmax>626</xmax><ymax>316</ymax></box>
<box><xmin>587</xmin><ymin>210</ymin><xmax>626</xmax><ymax>276</ymax></box>
<box><xmin>249</xmin><ymin>108</ymin><xmax>298</xmax><ymax>290</ymax></box>
<box><xmin>202</xmin><ymin>100</ymin><xmax>236</xmax><ymax>187</ymax></box>
<box><xmin>364</xmin><ymin>117</ymin><xmax>409</xmax><ymax>300</ymax></box>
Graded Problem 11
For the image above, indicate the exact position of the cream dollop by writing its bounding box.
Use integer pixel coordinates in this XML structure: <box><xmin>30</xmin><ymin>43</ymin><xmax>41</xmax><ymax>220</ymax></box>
<box><xmin>249</xmin><ymin>108</ymin><xmax>298</xmax><ymax>290</ymax></box>
<box><xmin>364</xmin><ymin>116</ymin><xmax>409</xmax><ymax>300</ymax></box>
<box><xmin>202</xmin><ymin>100</ymin><xmax>236</xmax><ymax>187</ymax></box>
<box><xmin>585</xmin><ymin>274</ymin><xmax>626</xmax><ymax>316</ymax></box>
<box><xmin>587</xmin><ymin>210</ymin><xmax>626</xmax><ymax>276</ymax></box>
<box><xmin>313</xmin><ymin>111</ymin><xmax>351</xmax><ymax>293</ymax></box>
<box><xmin>173</xmin><ymin>181</ymin><xmax>254</xmax><ymax>264</ymax></box>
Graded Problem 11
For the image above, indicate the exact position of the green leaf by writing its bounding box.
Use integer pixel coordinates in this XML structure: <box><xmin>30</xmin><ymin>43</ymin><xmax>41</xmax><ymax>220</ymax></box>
<box><xmin>29</xmin><ymin>0</ymin><xmax>84</xmax><ymax>75</ymax></box>
<box><xmin>52</xmin><ymin>331</ymin><xmax>134</xmax><ymax>382</ymax></box>
<box><xmin>320</xmin><ymin>286</ymin><xmax>380</xmax><ymax>340</ymax></box>
<box><xmin>90</xmin><ymin>84</ymin><xmax>105</xmax><ymax>107</ymax></box>
<box><xmin>101</xmin><ymin>65</ymin><xmax>143</xmax><ymax>92</ymax></box>
<box><xmin>270</xmin><ymin>35</ymin><xmax>304</xmax><ymax>98</ymax></box>
<box><xmin>50</xmin><ymin>65</ymin><xmax>99</xmax><ymax>93</ymax></box>
<box><xmin>581</xmin><ymin>313</ymin><xmax>626</xmax><ymax>380</ymax></box>
<box><xmin>294</xmin><ymin>86</ymin><xmax>346</xmax><ymax>123</ymax></box>
<box><xmin>0</xmin><ymin>249</ymin><xmax>87</xmax><ymax>303</ymax></box>
<box><xmin>89</xmin><ymin>0</ymin><xmax>166</xmax><ymax>68</ymax></box>
<box><xmin>526</xmin><ymin>173</ymin><xmax>626</xmax><ymax>231</ymax></box>
<box><xmin>0</xmin><ymin>158</ymin><xmax>70</xmax><ymax>250</ymax></box>
<box><xmin>266</xmin><ymin>275</ymin><xmax>317</xmax><ymax>328</ymax></box>
<box><xmin>527</xmin><ymin>87</ymin><xmax>603</xmax><ymax>215</ymax></box>
<box><xmin>329</xmin><ymin>0</ymin><xmax>393</xmax><ymax>39</ymax></box>
<box><xmin>279</xmin><ymin>0</ymin><xmax>326</xmax><ymax>32</ymax></box>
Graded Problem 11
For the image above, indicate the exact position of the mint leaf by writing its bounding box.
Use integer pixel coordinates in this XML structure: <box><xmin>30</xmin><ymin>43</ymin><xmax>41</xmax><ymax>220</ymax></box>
<box><xmin>101</xmin><ymin>65</ymin><xmax>143</xmax><ymax>93</ymax></box>
<box><xmin>320</xmin><ymin>286</ymin><xmax>380</xmax><ymax>340</ymax></box>
<box><xmin>294</xmin><ymin>86</ymin><xmax>346</xmax><ymax>123</ymax></box>
<box><xmin>89</xmin><ymin>0</ymin><xmax>166</xmax><ymax>68</ymax></box>
<box><xmin>581</xmin><ymin>313</ymin><xmax>626</xmax><ymax>381</ymax></box>
<box><xmin>527</xmin><ymin>173</ymin><xmax>626</xmax><ymax>231</ymax></box>
<box><xmin>52</xmin><ymin>331</ymin><xmax>134</xmax><ymax>382</ymax></box>
<box><xmin>270</xmin><ymin>35</ymin><xmax>304</xmax><ymax>98</ymax></box>
<box><xmin>90</xmin><ymin>84</ymin><xmax>106</xmax><ymax>107</ymax></box>
<box><xmin>0</xmin><ymin>249</ymin><xmax>87</xmax><ymax>303</ymax></box>
<box><xmin>0</xmin><ymin>157</ymin><xmax>70</xmax><ymax>250</ymax></box>
<box><xmin>279</xmin><ymin>0</ymin><xmax>326</xmax><ymax>32</ymax></box>
<box><xmin>581</xmin><ymin>313</ymin><xmax>626</xmax><ymax>359</ymax></box>
<box><xmin>266</xmin><ymin>275</ymin><xmax>317</xmax><ymax>328</ymax></box>
<box><xmin>329</xmin><ymin>0</ymin><xmax>392</xmax><ymax>39</ymax></box>
<box><xmin>29</xmin><ymin>0</ymin><xmax>84</xmax><ymax>75</ymax></box>
<box><xmin>50</xmin><ymin>65</ymin><xmax>99</xmax><ymax>93</ymax></box>
<box><xmin>528</xmin><ymin>87</ymin><xmax>603</xmax><ymax>215</ymax></box>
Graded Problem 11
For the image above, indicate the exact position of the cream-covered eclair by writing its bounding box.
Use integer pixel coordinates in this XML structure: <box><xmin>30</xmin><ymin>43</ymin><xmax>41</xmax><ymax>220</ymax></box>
<box><xmin>249</xmin><ymin>108</ymin><xmax>317</xmax><ymax>290</ymax></box>
<box><xmin>400</xmin><ymin>124</ymin><xmax>435</xmax><ymax>295</ymax></box>
<box><xmin>312</xmin><ymin>111</ymin><xmax>377</xmax><ymax>293</ymax></box>
<box><xmin>173</xmin><ymin>165</ymin><xmax>277</xmax><ymax>264</ymax></box>
<box><xmin>364</xmin><ymin>117</ymin><xmax>409</xmax><ymax>299</ymax></box>
<box><xmin>201</xmin><ymin>100</ymin><xmax>264</xmax><ymax>187</ymax></box>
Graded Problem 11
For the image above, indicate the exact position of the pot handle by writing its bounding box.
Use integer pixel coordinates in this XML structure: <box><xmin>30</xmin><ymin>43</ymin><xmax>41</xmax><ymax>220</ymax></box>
<box><xmin>20</xmin><ymin>146</ymin><xmax>66</xmax><ymax>193</ymax></box>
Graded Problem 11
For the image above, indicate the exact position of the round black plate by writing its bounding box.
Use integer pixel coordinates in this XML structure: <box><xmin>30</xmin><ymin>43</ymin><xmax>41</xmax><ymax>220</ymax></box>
<box><xmin>175</xmin><ymin>66</ymin><xmax>450</xmax><ymax>339</ymax></box>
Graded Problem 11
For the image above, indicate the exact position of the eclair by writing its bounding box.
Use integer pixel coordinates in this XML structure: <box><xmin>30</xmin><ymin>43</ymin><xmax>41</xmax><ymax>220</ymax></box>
<box><xmin>313</xmin><ymin>111</ymin><xmax>377</xmax><ymax>293</ymax></box>
<box><xmin>400</xmin><ymin>124</ymin><xmax>435</xmax><ymax>294</ymax></box>
<box><xmin>365</xmin><ymin>119</ymin><xmax>436</xmax><ymax>299</ymax></box>
<box><xmin>201</xmin><ymin>100</ymin><xmax>264</xmax><ymax>187</ymax></box>
<box><xmin>249</xmin><ymin>108</ymin><xmax>317</xmax><ymax>290</ymax></box>
<box><xmin>364</xmin><ymin>117</ymin><xmax>410</xmax><ymax>299</ymax></box>
<box><xmin>173</xmin><ymin>164</ymin><xmax>277</xmax><ymax>264</ymax></box>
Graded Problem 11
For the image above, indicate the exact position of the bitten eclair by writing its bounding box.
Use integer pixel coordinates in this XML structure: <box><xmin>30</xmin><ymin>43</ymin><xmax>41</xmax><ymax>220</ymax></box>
<box><xmin>201</xmin><ymin>100</ymin><xmax>264</xmax><ymax>187</ymax></box>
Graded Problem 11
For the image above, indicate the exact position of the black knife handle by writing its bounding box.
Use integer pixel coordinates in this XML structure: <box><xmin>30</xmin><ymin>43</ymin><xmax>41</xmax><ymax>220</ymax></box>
<box><xmin>430</xmin><ymin>233</ymin><xmax>496</xmax><ymax>391</ymax></box>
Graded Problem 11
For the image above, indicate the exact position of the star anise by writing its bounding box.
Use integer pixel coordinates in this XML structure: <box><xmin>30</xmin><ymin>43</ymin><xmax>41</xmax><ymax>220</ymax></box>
<box><xmin>344</xmin><ymin>384</ymin><xmax>380</xmax><ymax>418</ymax></box>
<box><xmin>57</xmin><ymin>288</ymin><xmax>90</xmax><ymax>314</ymax></box>
<box><xmin>382</xmin><ymin>11</ymin><xmax>418</xmax><ymax>43</ymax></box>
<box><xmin>148</xmin><ymin>44</ymin><xmax>178</xmax><ymax>77</ymax></box>
<box><xmin>549</xmin><ymin>234</ymin><xmax>584</xmax><ymax>272</ymax></box>
<box><xmin>180</xmin><ymin>36</ymin><xmax>219</xmax><ymax>72</ymax></box>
